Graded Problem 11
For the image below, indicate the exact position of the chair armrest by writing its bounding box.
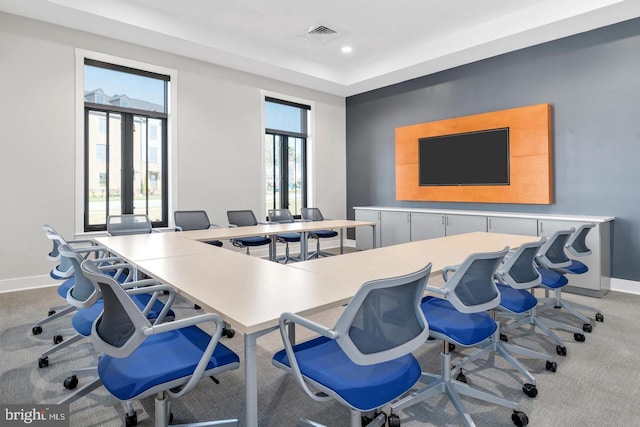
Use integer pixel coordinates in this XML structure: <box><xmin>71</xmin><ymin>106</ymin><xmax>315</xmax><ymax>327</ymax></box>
<box><xmin>425</xmin><ymin>284</ymin><xmax>449</xmax><ymax>296</ymax></box>
<box><xmin>277</xmin><ymin>312</ymin><xmax>335</xmax><ymax>403</ymax></box>
<box><xmin>257</xmin><ymin>221</ymin><xmax>269</xmax><ymax>225</ymax></box>
<box><xmin>175</xmin><ymin>225</ymin><xmax>184</xmax><ymax>232</ymax></box>
<box><xmin>125</xmin><ymin>283</ymin><xmax>176</xmax><ymax>323</ymax></box>
<box><xmin>67</xmin><ymin>238</ymin><xmax>99</xmax><ymax>246</ymax></box>
<box><xmin>442</xmin><ymin>265</ymin><xmax>458</xmax><ymax>281</ymax></box>
<box><xmin>208</xmin><ymin>223</ymin><xmax>221</xmax><ymax>229</ymax></box>
<box><xmin>228</xmin><ymin>224</ymin><xmax>238</xmax><ymax>228</ymax></box>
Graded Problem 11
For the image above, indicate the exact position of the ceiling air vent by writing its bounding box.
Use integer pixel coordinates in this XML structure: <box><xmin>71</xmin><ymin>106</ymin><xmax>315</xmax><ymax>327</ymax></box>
<box><xmin>303</xmin><ymin>24</ymin><xmax>342</xmax><ymax>43</ymax></box>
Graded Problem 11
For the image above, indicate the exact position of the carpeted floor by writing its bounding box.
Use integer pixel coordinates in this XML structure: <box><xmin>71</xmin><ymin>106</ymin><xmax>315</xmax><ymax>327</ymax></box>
<box><xmin>1</xmin><ymin>282</ymin><xmax>639</xmax><ymax>426</ymax></box>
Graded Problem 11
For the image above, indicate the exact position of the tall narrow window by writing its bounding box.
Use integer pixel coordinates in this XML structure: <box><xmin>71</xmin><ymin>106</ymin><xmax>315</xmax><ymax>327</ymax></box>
<box><xmin>84</xmin><ymin>59</ymin><xmax>169</xmax><ymax>231</ymax></box>
<box><xmin>264</xmin><ymin>97</ymin><xmax>309</xmax><ymax>218</ymax></box>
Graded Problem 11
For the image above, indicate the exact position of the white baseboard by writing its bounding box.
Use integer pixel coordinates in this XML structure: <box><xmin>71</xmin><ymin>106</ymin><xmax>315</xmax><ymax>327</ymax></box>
<box><xmin>0</xmin><ymin>275</ymin><xmax>57</xmax><ymax>294</ymax></box>
<box><xmin>610</xmin><ymin>277</ymin><xmax>640</xmax><ymax>295</ymax></box>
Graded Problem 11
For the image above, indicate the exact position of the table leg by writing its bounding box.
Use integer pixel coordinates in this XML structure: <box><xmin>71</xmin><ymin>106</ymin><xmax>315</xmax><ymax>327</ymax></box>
<box><xmin>244</xmin><ymin>332</ymin><xmax>259</xmax><ymax>427</ymax></box>
<box><xmin>300</xmin><ymin>231</ymin><xmax>308</xmax><ymax>260</ymax></box>
<box><xmin>372</xmin><ymin>224</ymin><xmax>377</xmax><ymax>249</ymax></box>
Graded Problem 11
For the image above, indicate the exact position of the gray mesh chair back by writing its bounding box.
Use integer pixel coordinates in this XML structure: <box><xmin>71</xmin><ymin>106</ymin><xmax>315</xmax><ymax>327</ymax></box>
<box><xmin>442</xmin><ymin>248</ymin><xmax>509</xmax><ymax>314</ymax></box>
<box><xmin>81</xmin><ymin>259</ymin><xmax>149</xmax><ymax>357</ymax></box>
<box><xmin>227</xmin><ymin>210</ymin><xmax>259</xmax><ymax>227</ymax></box>
<box><xmin>566</xmin><ymin>223</ymin><xmax>595</xmax><ymax>257</ymax></box>
<box><xmin>496</xmin><ymin>240</ymin><xmax>545</xmax><ymax>290</ymax></box>
<box><xmin>334</xmin><ymin>263</ymin><xmax>432</xmax><ymax>364</ymax></box>
<box><xmin>537</xmin><ymin>229</ymin><xmax>573</xmax><ymax>268</ymax></box>
<box><xmin>107</xmin><ymin>214</ymin><xmax>152</xmax><ymax>236</ymax></box>
<box><xmin>174</xmin><ymin>210</ymin><xmax>212</xmax><ymax>231</ymax></box>
<box><xmin>268</xmin><ymin>209</ymin><xmax>295</xmax><ymax>224</ymax></box>
<box><xmin>301</xmin><ymin>207</ymin><xmax>324</xmax><ymax>222</ymax></box>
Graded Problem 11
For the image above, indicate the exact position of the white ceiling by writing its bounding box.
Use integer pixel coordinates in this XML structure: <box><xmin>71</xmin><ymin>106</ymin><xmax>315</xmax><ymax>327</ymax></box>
<box><xmin>2</xmin><ymin>0</ymin><xmax>640</xmax><ymax>96</ymax></box>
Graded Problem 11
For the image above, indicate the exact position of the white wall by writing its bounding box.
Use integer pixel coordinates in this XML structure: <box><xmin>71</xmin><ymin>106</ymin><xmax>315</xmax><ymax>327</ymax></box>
<box><xmin>0</xmin><ymin>12</ymin><xmax>346</xmax><ymax>290</ymax></box>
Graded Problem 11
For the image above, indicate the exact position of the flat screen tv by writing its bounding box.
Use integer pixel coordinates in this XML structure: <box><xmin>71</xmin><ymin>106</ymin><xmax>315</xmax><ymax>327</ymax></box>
<box><xmin>418</xmin><ymin>128</ymin><xmax>510</xmax><ymax>186</ymax></box>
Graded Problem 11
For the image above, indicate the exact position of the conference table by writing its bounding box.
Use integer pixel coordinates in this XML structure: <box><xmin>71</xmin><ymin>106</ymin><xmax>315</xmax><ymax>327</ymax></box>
<box><xmin>94</xmin><ymin>229</ymin><xmax>537</xmax><ymax>426</ymax></box>
<box><xmin>178</xmin><ymin>219</ymin><xmax>377</xmax><ymax>261</ymax></box>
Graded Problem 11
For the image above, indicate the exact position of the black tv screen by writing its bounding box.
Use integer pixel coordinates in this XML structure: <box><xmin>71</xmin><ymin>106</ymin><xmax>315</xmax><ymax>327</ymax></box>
<box><xmin>418</xmin><ymin>128</ymin><xmax>510</xmax><ymax>186</ymax></box>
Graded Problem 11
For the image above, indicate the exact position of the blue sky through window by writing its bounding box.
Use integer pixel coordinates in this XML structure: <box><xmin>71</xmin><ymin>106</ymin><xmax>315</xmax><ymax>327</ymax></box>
<box><xmin>85</xmin><ymin>65</ymin><xmax>165</xmax><ymax>108</ymax></box>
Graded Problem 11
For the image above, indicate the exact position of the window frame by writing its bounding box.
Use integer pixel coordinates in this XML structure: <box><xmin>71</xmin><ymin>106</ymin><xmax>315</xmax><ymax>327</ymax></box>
<box><xmin>262</xmin><ymin>93</ymin><xmax>315</xmax><ymax>219</ymax></box>
<box><xmin>75</xmin><ymin>49</ymin><xmax>178</xmax><ymax>235</ymax></box>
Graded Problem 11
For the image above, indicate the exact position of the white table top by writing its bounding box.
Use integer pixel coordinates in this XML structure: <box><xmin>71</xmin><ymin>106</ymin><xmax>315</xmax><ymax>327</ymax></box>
<box><xmin>94</xmin><ymin>232</ymin><xmax>213</xmax><ymax>261</ymax></box>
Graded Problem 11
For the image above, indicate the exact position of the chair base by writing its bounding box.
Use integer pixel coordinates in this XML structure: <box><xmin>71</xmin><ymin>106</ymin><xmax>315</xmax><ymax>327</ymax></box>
<box><xmin>300</xmin><ymin>408</ymin><xmax>386</xmax><ymax>427</ymax></box>
<box><xmin>391</xmin><ymin>344</ymin><xmax>524</xmax><ymax>427</ymax></box>
<box><xmin>33</xmin><ymin>304</ymin><xmax>77</xmax><ymax>329</ymax></box>
<box><xmin>537</xmin><ymin>288</ymin><xmax>602</xmax><ymax>326</ymax></box>
<box><xmin>154</xmin><ymin>391</ymin><xmax>238</xmax><ymax>427</ymax></box>
<box><xmin>501</xmin><ymin>307</ymin><xmax>575</xmax><ymax>355</ymax></box>
<box><xmin>453</xmin><ymin>334</ymin><xmax>554</xmax><ymax>387</ymax></box>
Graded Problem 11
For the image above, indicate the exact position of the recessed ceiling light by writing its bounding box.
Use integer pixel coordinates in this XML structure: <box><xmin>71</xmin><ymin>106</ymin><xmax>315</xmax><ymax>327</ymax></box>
<box><xmin>341</xmin><ymin>46</ymin><xmax>353</xmax><ymax>54</ymax></box>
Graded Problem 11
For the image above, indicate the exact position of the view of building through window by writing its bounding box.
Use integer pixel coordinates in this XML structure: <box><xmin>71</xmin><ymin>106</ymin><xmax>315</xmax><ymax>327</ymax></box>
<box><xmin>84</xmin><ymin>60</ymin><xmax>169</xmax><ymax>231</ymax></box>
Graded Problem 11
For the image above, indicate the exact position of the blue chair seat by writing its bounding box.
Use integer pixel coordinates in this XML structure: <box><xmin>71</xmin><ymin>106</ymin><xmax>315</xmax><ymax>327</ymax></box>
<box><xmin>565</xmin><ymin>259</ymin><xmax>588</xmax><ymax>274</ymax></box>
<box><xmin>310</xmin><ymin>230</ymin><xmax>338</xmax><ymax>239</ymax></box>
<box><xmin>497</xmin><ymin>284</ymin><xmax>537</xmax><ymax>313</ymax></box>
<box><xmin>57</xmin><ymin>278</ymin><xmax>75</xmax><ymax>298</ymax></box>
<box><xmin>273</xmin><ymin>336</ymin><xmax>422</xmax><ymax>412</ymax></box>
<box><xmin>235</xmin><ymin>236</ymin><xmax>271</xmax><ymax>246</ymax></box>
<box><xmin>538</xmin><ymin>267</ymin><xmax>568</xmax><ymax>288</ymax></box>
<box><xmin>421</xmin><ymin>296</ymin><xmax>496</xmax><ymax>346</ymax></box>
<box><xmin>99</xmin><ymin>326</ymin><xmax>239</xmax><ymax>401</ymax></box>
<box><xmin>277</xmin><ymin>232</ymin><xmax>301</xmax><ymax>243</ymax></box>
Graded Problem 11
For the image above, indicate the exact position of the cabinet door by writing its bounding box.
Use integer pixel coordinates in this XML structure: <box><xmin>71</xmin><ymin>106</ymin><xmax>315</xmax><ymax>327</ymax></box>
<box><xmin>445</xmin><ymin>214</ymin><xmax>487</xmax><ymax>236</ymax></box>
<box><xmin>380</xmin><ymin>211</ymin><xmax>411</xmax><ymax>247</ymax></box>
<box><xmin>537</xmin><ymin>219</ymin><xmax>601</xmax><ymax>293</ymax></box>
<box><xmin>355</xmin><ymin>210</ymin><xmax>380</xmax><ymax>250</ymax></box>
<box><xmin>411</xmin><ymin>213</ymin><xmax>446</xmax><ymax>241</ymax></box>
<box><xmin>487</xmin><ymin>216</ymin><xmax>538</xmax><ymax>236</ymax></box>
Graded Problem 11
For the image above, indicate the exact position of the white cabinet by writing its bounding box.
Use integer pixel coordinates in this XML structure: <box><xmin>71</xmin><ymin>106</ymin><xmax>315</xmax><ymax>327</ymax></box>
<box><xmin>355</xmin><ymin>210</ymin><xmax>381</xmax><ymax>250</ymax></box>
<box><xmin>354</xmin><ymin>207</ymin><xmax>612</xmax><ymax>297</ymax></box>
<box><xmin>444</xmin><ymin>214</ymin><xmax>487</xmax><ymax>236</ymax></box>
<box><xmin>487</xmin><ymin>216</ymin><xmax>538</xmax><ymax>236</ymax></box>
<box><xmin>537</xmin><ymin>219</ymin><xmax>611</xmax><ymax>296</ymax></box>
<box><xmin>380</xmin><ymin>211</ymin><xmax>411</xmax><ymax>247</ymax></box>
<box><xmin>411</xmin><ymin>213</ymin><xmax>445</xmax><ymax>241</ymax></box>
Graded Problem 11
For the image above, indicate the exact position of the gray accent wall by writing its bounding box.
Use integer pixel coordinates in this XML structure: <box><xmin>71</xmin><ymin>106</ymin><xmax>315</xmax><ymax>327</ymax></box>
<box><xmin>346</xmin><ymin>18</ymin><xmax>640</xmax><ymax>281</ymax></box>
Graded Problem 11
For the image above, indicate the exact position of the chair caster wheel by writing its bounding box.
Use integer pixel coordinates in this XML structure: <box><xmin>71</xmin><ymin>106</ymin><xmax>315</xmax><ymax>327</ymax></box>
<box><xmin>448</xmin><ymin>343</ymin><xmax>455</xmax><ymax>352</ymax></box>
<box><xmin>53</xmin><ymin>334</ymin><xmax>63</xmax><ymax>344</ymax></box>
<box><xmin>500</xmin><ymin>333</ymin><xmax>508</xmax><ymax>342</ymax></box>
<box><xmin>583</xmin><ymin>323</ymin><xmax>592</xmax><ymax>333</ymax></box>
<box><xmin>38</xmin><ymin>357</ymin><xmax>49</xmax><ymax>368</ymax></box>
<box><xmin>595</xmin><ymin>312</ymin><xmax>604</xmax><ymax>322</ymax></box>
<box><xmin>546</xmin><ymin>360</ymin><xmax>557</xmax><ymax>372</ymax></box>
<box><xmin>48</xmin><ymin>310</ymin><xmax>56</xmax><ymax>316</ymax></box>
<box><xmin>63</xmin><ymin>375</ymin><xmax>78</xmax><ymax>390</ymax></box>
<box><xmin>512</xmin><ymin>410</ymin><xmax>529</xmax><ymax>426</ymax></box>
<box><xmin>388</xmin><ymin>414</ymin><xmax>401</xmax><ymax>427</ymax></box>
<box><xmin>32</xmin><ymin>326</ymin><xmax>43</xmax><ymax>335</ymax></box>
<box><xmin>223</xmin><ymin>328</ymin><xmax>235</xmax><ymax>338</ymax></box>
<box><xmin>456</xmin><ymin>372</ymin><xmax>467</xmax><ymax>384</ymax></box>
<box><xmin>556</xmin><ymin>345</ymin><xmax>567</xmax><ymax>356</ymax></box>
<box><xmin>574</xmin><ymin>333</ymin><xmax>586</xmax><ymax>342</ymax></box>
<box><xmin>125</xmin><ymin>412</ymin><xmax>138</xmax><ymax>427</ymax></box>
<box><xmin>522</xmin><ymin>383</ymin><xmax>537</xmax><ymax>398</ymax></box>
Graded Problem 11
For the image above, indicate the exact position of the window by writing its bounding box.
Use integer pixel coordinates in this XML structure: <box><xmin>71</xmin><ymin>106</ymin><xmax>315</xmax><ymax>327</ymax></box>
<box><xmin>83</xmin><ymin>59</ymin><xmax>169</xmax><ymax>231</ymax></box>
<box><xmin>264</xmin><ymin>97</ymin><xmax>310</xmax><ymax>218</ymax></box>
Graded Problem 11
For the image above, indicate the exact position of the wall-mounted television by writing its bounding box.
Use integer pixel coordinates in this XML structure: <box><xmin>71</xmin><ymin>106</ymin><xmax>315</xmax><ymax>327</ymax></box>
<box><xmin>418</xmin><ymin>127</ymin><xmax>510</xmax><ymax>186</ymax></box>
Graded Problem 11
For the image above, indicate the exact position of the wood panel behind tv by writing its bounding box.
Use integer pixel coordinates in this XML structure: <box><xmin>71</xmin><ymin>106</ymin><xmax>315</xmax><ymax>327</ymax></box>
<box><xmin>396</xmin><ymin>103</ymin><xmax>553</xmax><ymax>204</ymax></box>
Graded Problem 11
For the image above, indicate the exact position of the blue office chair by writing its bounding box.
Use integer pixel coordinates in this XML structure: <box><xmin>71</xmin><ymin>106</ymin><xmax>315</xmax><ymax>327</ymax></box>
<box><xmin>272</xmin><ymin>263</ymin><xmax>433</xmax><ymax>427</ymax></box>
<box><xmin>301</xmin><ymin>207</ymin><xmax>338</xmax><ymax>259</ymax></box>
<box><xmin>268</xmin><ymin>208</ymin><xmax>301</xmax><ymax>264</ymax></box>
<box><xmin>42</xmin><ymin>244</ymin><xmax>174</xmax><ymax>372</ymax></box>
<box><xmin>106</xmin><ymin>214</ymin><xmax>153</xmax><ymax>236</ymax></box>
<box><xmin>390</xmin><ymin>249</ymin><xmax>529</xmax><ymax>427</ymax></box>
<box><xmin>545</xmin><ymin>224</ymin><xmax>604</xmax><ymax>324</ymax></box>
<box><xmin>452</xmin><ymin>240</ymin><xmax>557</xmax><ymax>399</ymax></box>
<box><xmin>535</xmin><ymin>229</ymin><xmax>589</xmax><ymax>342</ymax></box>
<box><xmin>226</xmin><ymin>210</ymin><xmax>271</xmax><ymax>256</ymax></box>
<box><xmin>81</xmin><ymin>259</ymin><xmax>240</xmax><ymax>427</ymax></box>
<box><xmin>174</xmin><ymin>210</ymin><xmax>223</xmax><ymax>247</ymax></box>
<box><xmin>32</xmin><ymin>225</ymin><xmax>108</xmax><ymax>337</ymax></box>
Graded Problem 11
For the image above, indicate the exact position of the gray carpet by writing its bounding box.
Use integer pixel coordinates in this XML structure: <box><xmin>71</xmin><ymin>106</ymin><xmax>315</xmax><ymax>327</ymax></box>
<box><xmin>1</xmin><ymin>283</ymin><xmax>638</xmax><ymax>426</ymax></box>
